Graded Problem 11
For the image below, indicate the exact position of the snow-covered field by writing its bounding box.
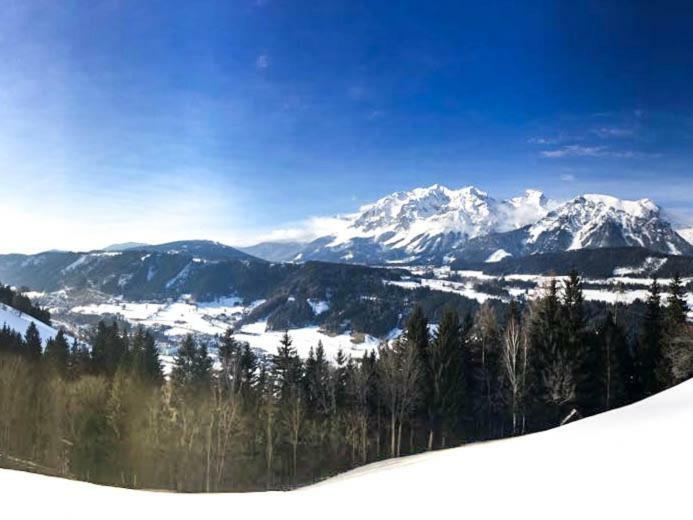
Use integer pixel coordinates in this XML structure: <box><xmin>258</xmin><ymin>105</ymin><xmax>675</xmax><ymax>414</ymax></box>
<box><xmin>0</xmin><ymin>303</ymin><xmax>61</xmax><ymax>346</ymax></box>
<box><xmin>235</xmin><ymin>321</ymin><xmax>380</xmax><ymax>360</ymax></box>
<box><xmin>2</xmin><ymin>377</ymin><xmax>692</xmax><ymax>519</ymax></box>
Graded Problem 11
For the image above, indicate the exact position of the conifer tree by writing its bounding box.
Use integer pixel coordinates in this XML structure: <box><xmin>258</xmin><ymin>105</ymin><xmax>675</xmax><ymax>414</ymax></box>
<box><xmin>91</xmin><ymin>321</ymin><xmax>127</xmax><ymax>375</ymax></box>
<box><xmin>596</xmin><ymin>312</ymin><xmax>628</xmax><ymax>411</ymax></box>
<box><xmin>24</xmin><ymin>322</ymin><xmax>42</xmax><ymax>361</ymax></box>
<box><xmin>469</xmin><ymin>302</ymin><xmax>502</xmax><ymax>438</ymax></box>
<box><xmin>45</xmin><ymin>329</ymin><xmax>70</xmax><ymax>374</ymax></box>
<box><xmin>218</xmin><ymin>328</ymin><xmax>242</xmax><ymax>392</ymax></box>
<box><xmin>304</xmin><ymin>341</ymin><xmax>330</xmax><ymax>416</ymax></box>
<box><xmin>563</xmin><ymin>270</ymin><xmax>598</xmax><ymax>415</ymax></box>
<box><xmin>527</xmin><ymin>279</ymin><xmax>574</xmax><ymax>429</ymax></box>
<box><xmin>68</xmin><ymin>338</ymin><xmax>91</xmax><ymax>379</ymax></box>
<box><xmin>172</xmin><ymin>334</ymin><xmax>212</xmax><ymax>393</ymax></box>
<box><xmin>665</xmin><ymin>273</ymin><xmax>688</xmax><ymax>329</ymax></box>
<box><xmin>427</xmin><ymin>307</ymin><xmax>464</xmax><ymax>448</ymax></box>
<box><xmin>639</xmin><ymin>278</ymin><xmax>664</xmax><ymax>396</ymax></box>
<box><xmin>661</xmin><ymin>273</ymin><xmax>692</xmax><ymax>386</ymax></box>
<box><xmin>405</xmin><ymin>305</ymin><xmax>431</xmax><ymax>446</ymax></box>
<box><xmin>130</xmin><ymin>327</ymin><xmax>162</xmax><ymax>385</ymax></box>
<box><xmin>271</xmin><ymin>331</ymin><xmax>302</xmax><ymax>401</ymax></box>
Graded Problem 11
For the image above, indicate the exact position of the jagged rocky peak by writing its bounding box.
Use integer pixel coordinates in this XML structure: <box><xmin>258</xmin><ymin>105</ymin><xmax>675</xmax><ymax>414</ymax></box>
<box><xmin>352</xmin><ymin>184</ymin><xmax>493</xmax><ymax>232</ymax></box>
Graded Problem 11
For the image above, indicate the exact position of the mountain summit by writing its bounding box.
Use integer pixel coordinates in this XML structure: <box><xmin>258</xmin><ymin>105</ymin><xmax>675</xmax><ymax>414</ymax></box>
<box><xmin>457</xmin><ymin>193</ymin><xmax>693</xmax><ymax>262</ymax></box>
<box><xmin>246</xmin><ymin>184</ymin><xmax>691</xmax><ymax>265</ymax></box>
<box><xmin>296</xmin><ymin>184</ymin><xmax>552</xmax><ymax>264</ymax></box>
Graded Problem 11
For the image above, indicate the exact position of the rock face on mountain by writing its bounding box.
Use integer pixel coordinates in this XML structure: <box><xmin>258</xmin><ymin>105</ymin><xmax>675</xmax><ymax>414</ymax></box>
<box><xmin>277</xmin><ymin>185</ymin><xmax>690</xmax><ymax>265</ymax></box>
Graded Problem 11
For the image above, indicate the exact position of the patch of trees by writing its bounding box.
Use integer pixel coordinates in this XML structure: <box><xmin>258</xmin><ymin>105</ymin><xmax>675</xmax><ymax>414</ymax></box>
<box><xmin>0</xmin><ymin>271</ymin><xmax>691</xmax><ymax>492</ymax></box>
<box><xmin>0</xmin><ymin>284</ymin><xmax>51</xmax><ymax>325</ymax></box>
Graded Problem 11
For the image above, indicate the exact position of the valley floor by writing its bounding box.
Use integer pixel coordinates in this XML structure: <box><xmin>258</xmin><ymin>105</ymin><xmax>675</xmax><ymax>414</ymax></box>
<box><xmin>2</xmin><ymin>377</ymin><xmax>691</xmax><ymax>520</ymax></box>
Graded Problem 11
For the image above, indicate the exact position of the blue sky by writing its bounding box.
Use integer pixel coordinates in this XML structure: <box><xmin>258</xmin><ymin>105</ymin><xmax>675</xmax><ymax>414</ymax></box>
<box><xmin>1</xmin><ymin>0</ymin><xmax>692</xmax><ymax>253</ymax></box>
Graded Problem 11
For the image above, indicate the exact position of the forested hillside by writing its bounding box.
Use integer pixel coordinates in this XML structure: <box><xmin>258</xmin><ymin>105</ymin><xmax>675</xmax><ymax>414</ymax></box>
<box><xmin>1</xmin><ymin>272</ymin><xmax>691</xmax><ymax>491</ymax></box>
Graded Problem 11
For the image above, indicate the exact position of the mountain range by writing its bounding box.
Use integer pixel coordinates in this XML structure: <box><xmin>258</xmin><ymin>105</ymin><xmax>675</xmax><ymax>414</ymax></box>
<box><xmin>240</xmin><ymin>184</ymin><xmax>693</xmax><ymax>264</ymax></box>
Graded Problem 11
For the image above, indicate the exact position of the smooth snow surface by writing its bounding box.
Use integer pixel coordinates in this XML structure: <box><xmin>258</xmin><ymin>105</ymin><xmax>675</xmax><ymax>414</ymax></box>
<box><xmin>2</xmin><ymin>379</ymin><xmax>692</xmax><ymax>519</ymax></box>
<box><xmin>236</xmin><ymin>321</ymin><xmax>380</xmax><ymax>360</ymax></box>
<box><xmin>0</xmin><ymin>303</ymin><xmax>61</xmax><ymax>346</ymax></box>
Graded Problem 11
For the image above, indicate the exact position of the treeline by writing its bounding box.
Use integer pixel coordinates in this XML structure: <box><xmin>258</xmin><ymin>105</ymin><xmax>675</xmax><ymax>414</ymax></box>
<box><xmin>0</xmin><ymin>284</ymin><xmax>51</xmax><ymax>325</ymax></box>
<box><xmin>0</xmin><ymin>271</ymin><xmax>691</xmax><ymax>492</ymax></box>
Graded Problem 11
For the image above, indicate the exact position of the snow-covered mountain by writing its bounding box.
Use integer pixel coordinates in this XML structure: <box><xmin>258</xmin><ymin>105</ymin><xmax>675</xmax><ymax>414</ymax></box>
<box><xmin>295</xmin><ymin>184</ymin><xmax>552</xmax><ymax>264</ymax></box>
<box><xmin>277</xmin><ymin>185</ymin><xmax>690</xmax><ymax>265</ymax></box>
<box><xmin>3</xmin><ymin>378</ymin><xmax>692</xmax><ymax>519</ymax></box>
<box><xmin>458</xmin><ymin>194</ymin><xmax>693</xmax><ymax>262</ymax></box>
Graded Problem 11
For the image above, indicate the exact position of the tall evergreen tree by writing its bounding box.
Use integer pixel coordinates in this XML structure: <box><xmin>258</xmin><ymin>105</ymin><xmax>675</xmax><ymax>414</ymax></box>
<box><xmin>171</xmin><ymin>334</ymin><xmax>212</xmax><ymax>393</ymax></box>
<box><xmin>272</xmin><ymin>331</ymin><xmax>302</xmax><ymax>401</ymax></box>
<box><xmin>427</xmin><ymin>307</ymin><xmax>464</xmax><ymax>448</ymax></box>
<box><xmin>563</xmin><ymin>270</ymin><xmax>598</xmax><ymax>415</ymax></box>
<box><xmin>404</xmin><ymin>306</ymin><xmax>431</xmax><ymax>446</ymax></box>
<box><xmin>130</xmin><ymin>327</ymin><xmax>162</xmax><ymax>385</ymax></box>
<box><xmin>304</xmin><ymin>341</ymin><xmax>330</xmax><ymax>417</ymax></box>
<box><xmin>45</xmin><ymin>329</ymin><xmax>70</xmax><ymax>374</ymax></box>
<box><xmin>527</xmin><ymin>279</ymin><xmax>575</xmax><ymax>429</ymax></box>
<box><xmin>23</xmin><ymin>322</ymin><xmax>42</xmax><ymax>361</ymax></box>
<box><xmin>665</xmin><ymin>273</ymin><xmax>689</xmax><ymax>329</ymax></box>
<box><xmin>639</xmin><ymin>278</ymin><xmax>664</xmax><ymax>396</ymax></box>
<box><xmin>91</xmin><ymin>321</ymin><xmax>127</xmax><ymax>375</ymax></box>
<box><xmin>595</xmin><ymin>312</ymin><xmax>628</xmax><ymax>411</ymax></box>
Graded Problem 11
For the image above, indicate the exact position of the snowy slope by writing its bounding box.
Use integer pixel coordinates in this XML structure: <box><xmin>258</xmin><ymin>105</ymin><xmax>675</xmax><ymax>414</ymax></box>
<box><xmin>0</xmin><ymin>303</ymin><xmax>60</xmax><ymax>346</ymax></box>
<box><xmin>2</xmin><ymin>379</ymin><xmax>692</xmax><ymax>519</ymax></box>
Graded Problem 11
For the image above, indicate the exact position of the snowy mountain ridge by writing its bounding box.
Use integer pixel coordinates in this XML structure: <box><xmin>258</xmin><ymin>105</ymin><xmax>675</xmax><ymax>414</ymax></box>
<box><xmin>296</xmin><ymin>184</ymin><xmax>553</xmax><ymax>264</ymax></box>
<box><xmin>289</xmin><ymin>184</ymin><xmax>690</xmax><ymax>264</ymax></box>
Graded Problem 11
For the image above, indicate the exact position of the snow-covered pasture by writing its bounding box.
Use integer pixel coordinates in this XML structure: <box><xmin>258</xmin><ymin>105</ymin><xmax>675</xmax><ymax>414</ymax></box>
<box><xmin>2</xmin><ymin>376</ymin><xmax>692</xmax><ymax>519</ymax></box>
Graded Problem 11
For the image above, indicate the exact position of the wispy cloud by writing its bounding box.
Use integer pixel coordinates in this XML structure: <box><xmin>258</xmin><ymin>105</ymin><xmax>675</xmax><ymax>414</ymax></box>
<box><xmin>540</xmin><ymin>145</ymin><xmax>660</xmax><ymax>159</ymax></box>
<box><xmin>540</xmin><ymin>145</ymin><xmax>607</xmax><ymax>158</ymax></box>
<box><xmin>592</xmin><ymin>126</ymin><xmax>636</xmax><ymax>138</ymax></box>
<box><xmin>239</xmin><ymin>215</ymin><xmax>351</xmax><ymax>246</ymax></box>
<box><xmin>528</xmin><ymin>137</ymin><xmax>558</xmax><ymax>145</ymax></box>
<box><xmin>560</xmin><ymin>173</ymin><xmax>576</xmax><ymax>182</ymax></box>
<box><xmin>255</xmin><ymin>54</ymin><xmax>269</xmax><ymax>70</ymax></box>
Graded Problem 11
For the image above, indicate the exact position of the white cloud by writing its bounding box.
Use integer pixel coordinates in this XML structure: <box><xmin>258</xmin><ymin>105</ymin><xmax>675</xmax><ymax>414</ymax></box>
<box><xmin>540</xmin><ymin>145</ymin><xmax>607</xmax><ymax>158</ymax></box>
<box><xmin>592</xmin><ymin>127</ymin><xmax>636</xmax><ymax>138</ymax></box>
<box><xmin>255</xmin><ymin>54</ymin><xmax>269</xmax><ymax>70</ymax></box>
<box><xmin>560</xmin><ymin>173</ymin><xmax>576</xmax><ymax>182</ymax></box>
<box><xmin>234</xmin><ymin>215</ymin><xmax>352</xmax><ymax>247</ymax></box>
<box><xmin>540</xmin><ymin>145</ymin><xmax>659</xmax><ymax>159</ymax></box>
<box><xmin>528</xmin><ymin>137</ymin><xmax>557</xmax><ymax>145</ymax></box>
